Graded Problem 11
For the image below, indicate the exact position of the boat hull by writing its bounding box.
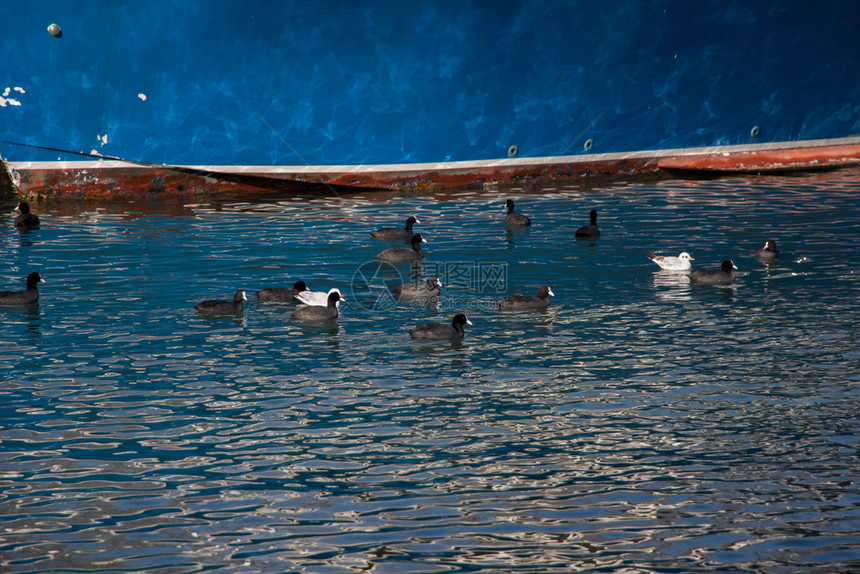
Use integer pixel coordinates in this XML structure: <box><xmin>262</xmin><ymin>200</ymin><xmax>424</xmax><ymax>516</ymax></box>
<box><xmin>2</xmin><ymin>1</ymin><xmax>859</xmax><ymax>179</ymax></box>
<box><xmin>5</xmin><ymin>137</ymin><xmax>860</xmax><ymax>199</ymax></box>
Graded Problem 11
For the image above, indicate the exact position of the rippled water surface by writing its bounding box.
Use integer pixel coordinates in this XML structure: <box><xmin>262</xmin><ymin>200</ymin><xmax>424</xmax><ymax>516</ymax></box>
<box><xmin>2</xmin><ymin>171</ymin><xmax>859</xmax><ymax>573</ymax></box>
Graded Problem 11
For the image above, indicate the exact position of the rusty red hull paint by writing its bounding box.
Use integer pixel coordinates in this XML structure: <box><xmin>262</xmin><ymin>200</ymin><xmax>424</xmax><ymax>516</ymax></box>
<box><xmin>4</xmin><ymin>137</ymin><xmax>860</xmax><ymax>200</ymax></box>
<box><xmin>320</xmin><ymin>157</ymin><xmax>654</xmax><ymax>190</ymax></box>
<box><xmin>656</xmin><ymin>142</ymin><xmax>860</xmax><ymax>173</ymax></box>
<box><xmin>3</xmin><ymin>164</ymin><xmax>323</xmax><ymax>199</ymax></box>
<box><xmin>3</xmin><ymin>158</ymin><xmax>663</xmax><ymax>200</ymax></box>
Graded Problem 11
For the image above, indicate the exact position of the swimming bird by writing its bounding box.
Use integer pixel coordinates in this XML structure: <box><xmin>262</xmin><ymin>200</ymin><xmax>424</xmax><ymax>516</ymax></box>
<box><xmin>409</xmin><ymin>313</ymin><xmax>472</xmax><ymax>340</ymax></box>
<box><xmin>296</xmin><ymin>287</ymin><xmax>344</xmax><ymax>307</ymax></box>
<box><xmin>291</xmin><ymin>290</ymin><xmax>343</xmax><ymax>321</ymax></box>
<box><xmin>393</xmin><ymin>276</ymin><xmax>442</xmax><ymax>298</ymax></box>
<box><xmin>14</xmin><ymin>202</ymin><xmax>40</xmax><ymax>228</ymax></box>
<box><xmin>371</xmin><ymin>215</ymin><xmax>420</xmax><ymax>240</ymax></box>
<box><xmin>754</xmin><ymin>240</ymin><xmax>780</xmax><ymax>261</ymax></box>
<box><xmin>195</xmin><ymin>290</ymin><xmax>246</xmax><ymax>314</ymax></box>
<box><xmin>377</xmin><ymin>234</ymin><xmax>427</xmax><ymax>261</ymax></box>
<box><xmin>574</xmin><ymin>209</ymin><xmax>600</xmax><ymax>239</ymax></box>
<box><xmin>0</xmin><ymin>272</ymin><xmax>44</xmax><ymax>305</ymax></box>
<box><xmin>256</xmin><ymin>280</ymin><xmax>308</xmax><ymax>302</ymax></box>
<box><xmin>645</xmin><ymin>250</ymin><xmax>694</xmax><ymax>271</ymax></box>
<box><xmin>504</xmin><ymin>199</ymin><xmax>531</xmax><ymax>227</ymax></box>
<box><xmin>499</xmin><ymin>285</ymin><xmax>554</xmax><ymax>310</ymax></box>
<box><xmin>690</xmin><ymin>260</ymin><xmax>737</xmax><ymax>285</ymax></box>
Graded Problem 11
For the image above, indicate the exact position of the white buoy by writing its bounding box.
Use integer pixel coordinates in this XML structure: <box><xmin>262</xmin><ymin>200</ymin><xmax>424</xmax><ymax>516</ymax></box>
<box><xmin>47</xmin><ymin>23</ymin><xmax>63</xmax><ymax>38</ymax></box>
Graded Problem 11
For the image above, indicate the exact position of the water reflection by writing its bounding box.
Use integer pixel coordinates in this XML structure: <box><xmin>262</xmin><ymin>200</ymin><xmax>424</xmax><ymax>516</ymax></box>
<box><xmin>408</xmin><ymin>337</ymin><xmax>467</xmax><ymax>354</ymax></box>
<box><xmin>651</xmin><ymin>270</ymin><xmax>691</xmax><ymax>300</ymax></box>
<box><xmin>504</xmin><ymin>226</ymin><xmax>531</xmax><ymax>245</ymax></box>
<box><xmin>23</xmin><ymin>303</ymin><xmax>41</xmax><ymax>338</ymax></box>
<box><xmin>13</xmin><ymin>229</ymin><xmax>38</xmax><ymax>248</ymax></box>
<box><xmin>291</xmin><ymin>319</ymin><xmax>341</xmax><ymax>337</ymax></box>
<box><xmin>651</xmin><ymin>269</ymin><xmax>691</xmax><ymax>286</ymax></box>
<box><xmin>395</xmin><ymin>295</ymin><xmax>441</xmax><ymax>311</ymax></box>
<box><xmin>0</xmin><ymin>302</ymin><xmax>43</xmax><ymax>340</ymax></box>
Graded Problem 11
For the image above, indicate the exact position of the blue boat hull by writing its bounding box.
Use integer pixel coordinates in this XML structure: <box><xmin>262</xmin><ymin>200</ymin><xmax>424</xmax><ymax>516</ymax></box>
<box><xmin>2</xmin><ymin>1</ymin><xmax>858</xmax><ymax>171</ymax></box>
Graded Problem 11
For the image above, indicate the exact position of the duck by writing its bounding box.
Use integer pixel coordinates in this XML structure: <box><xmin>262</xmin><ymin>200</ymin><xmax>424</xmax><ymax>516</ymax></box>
<box><xmin>296</xmin><ymin>287</ymin><xmax>344</xmax><ymax>307</ymax></box>
<box><xmin>754</xmin><ymin>240</ymin><xmax>780</xmax><ymax>261</ymax></box>
<box><xmin>195</xmin><ymin>290</ymin><xmax>246</xmax><ymax>314</ymax></box>
<box><xmin>393</xmin><ymin>276</ymin><xmax>442</xmax><ymax>298</ymax></box>
<box><xmin>645</xmin><ymin>250</ymin><xmax>694</xmax><ymax>271</ymax></box>
<box><xmin>0</xmin><ymin>272</ymin><xmax>44</xmax><ymax>305</ymax></box>
<box><xmin>499</xmin><ymin>285</ymin><xmax>554</xmax><ymax>310</ymax></box>
<box><xmin>504</xmin><ymin>199</ymin><xmax>531</xmax><ymax>227</ymax></box>
<box><xmin>291</xmin><ymin>290</ymin><xmax>343</xmax><ymax>321</ymax></box>
<box><xmin>690</xmin><ymin>260</ymin><xmax>737</xmax><ymax>285</ymax></box>
<box><xmin>409</xmin><ymin>313</ymin><xmax>472</xmax><ymax>340</ymax></box>
<box><xmin>256</xmin><ymin>280</ymin><xmax>308</xmax><ymax>302</ymax></box>
<box><xmin>377</xmin><ymin>234</ymin><xmax>427</xmax><ymax>261</ymax></box>
<box><xmin>14</xmin><ymin>202</ymin><xmax>40</xmax><ymax>228</ymax></box>
<box><xmin>371</xmin><ymin>215</ymin><xmax>420</xmax><ymax>241</ymax></box>
<box><xmin>574</xmin><ymin>209</ymin><xmax>600</xmax><ymax>239</ymax></box>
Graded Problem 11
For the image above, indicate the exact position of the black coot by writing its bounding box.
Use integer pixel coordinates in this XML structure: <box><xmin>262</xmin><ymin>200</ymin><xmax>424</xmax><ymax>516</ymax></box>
<box><xmin>690</xmin><ymin>260</ymin><xmax>737</xmax><ymax>285</ymax></box>
<box><xmin>195</xmin><ymin>290</ymin><xmax>246</xmax><ymax>314</ymax></box>
<box><xmin>256</xmin><ymin>280</ymin><xmax>308</xmax><ymax>302</ymax></box>
<box><xmin>393</xmin><ymin>276</ymin><xmax>442</xmax><ymax>297</ymax></box>
<box><xmin>504</xmin><ymin>199</ymin><xmax>531</xmax><ymax>227</ymax></box>
<box><xmin>14</xmin><ymin>202</ymin><xmax>40</xmax><ymax>228</ymax></box>
<box><xmin>0</xmin><ymin>272</ymin><xmax>44</xmax><ymax>305</ymax></box>
<box><xmin>574</xmin><ymin>209</ymin><xmax>600</xmax><ymax>239</ymax></box>
<box><xmin>409</xmin><ymin>313</ymin><xmax>472</xmax><ymax>339</ymax></box>
<box><xmin>371</xmin><ymin>215</ymin><xmax>420</xmax><ymax>240</ymax></box>
<box><xmin>754</xmin><ymin>240</ymin><xmax>780</xmax><ymax>261</ymax></box>
<box><xmin>377</xmin><ymin>234</ymin><xmax>427</xmax><ymax>261</ymax></box>
<box><xmin>291</xmin><ymin>290</ymin><xmax>344</xmax><ymax>321</ymax></box>
<box><xmin>499</xmin><ymin>285</ymin><xmax>554</xmax><ymax>310</ymax></box>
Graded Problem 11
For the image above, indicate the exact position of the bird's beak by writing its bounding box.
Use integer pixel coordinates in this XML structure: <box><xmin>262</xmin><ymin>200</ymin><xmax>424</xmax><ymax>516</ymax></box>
<box><xmin>421</xmin><ymin>237</ymin><xmax>428</xmax><ymax>243</ymax></box>
<box><xmin>466</xmin><ymin>319</ymin><xmax>473</xmax><ymax>325</ymax></box>
<box><xmin>548</xmin><ymin>288</ymin><xmax>555</xmax><ymax>296</ymax></box>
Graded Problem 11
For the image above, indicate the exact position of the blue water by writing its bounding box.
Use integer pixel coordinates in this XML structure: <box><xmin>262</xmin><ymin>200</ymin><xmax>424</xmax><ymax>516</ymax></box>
<box><xmin>1</xmin><ymin>170</ymin><xmax>859</xmax><ymax>573</ymax></box>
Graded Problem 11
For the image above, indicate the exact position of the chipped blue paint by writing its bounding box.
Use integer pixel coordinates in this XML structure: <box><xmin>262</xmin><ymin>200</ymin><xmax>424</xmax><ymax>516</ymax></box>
<box><xmin>2</xmin><ymin>1</ymin><xmax>858</xmax><ymax>166</ymax></box>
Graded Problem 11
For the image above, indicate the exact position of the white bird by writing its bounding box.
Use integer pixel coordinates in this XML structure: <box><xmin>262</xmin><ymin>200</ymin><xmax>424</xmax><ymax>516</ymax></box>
<box><xmin>296</xmin><ymin>287</ymin><xmax>344</xmax><ymax>307</ymax></box>
<box><xmin>645</xmin><ymin>250</ymin><xmax>694</xmax><ymax>271</ymax></box>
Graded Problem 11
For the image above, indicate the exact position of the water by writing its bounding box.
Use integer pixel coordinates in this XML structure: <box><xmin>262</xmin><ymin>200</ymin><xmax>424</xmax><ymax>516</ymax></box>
<box><xmin>1</xmin><ymin>170</ymin><xmax>859</xmax><ymax>573</ymax></box>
